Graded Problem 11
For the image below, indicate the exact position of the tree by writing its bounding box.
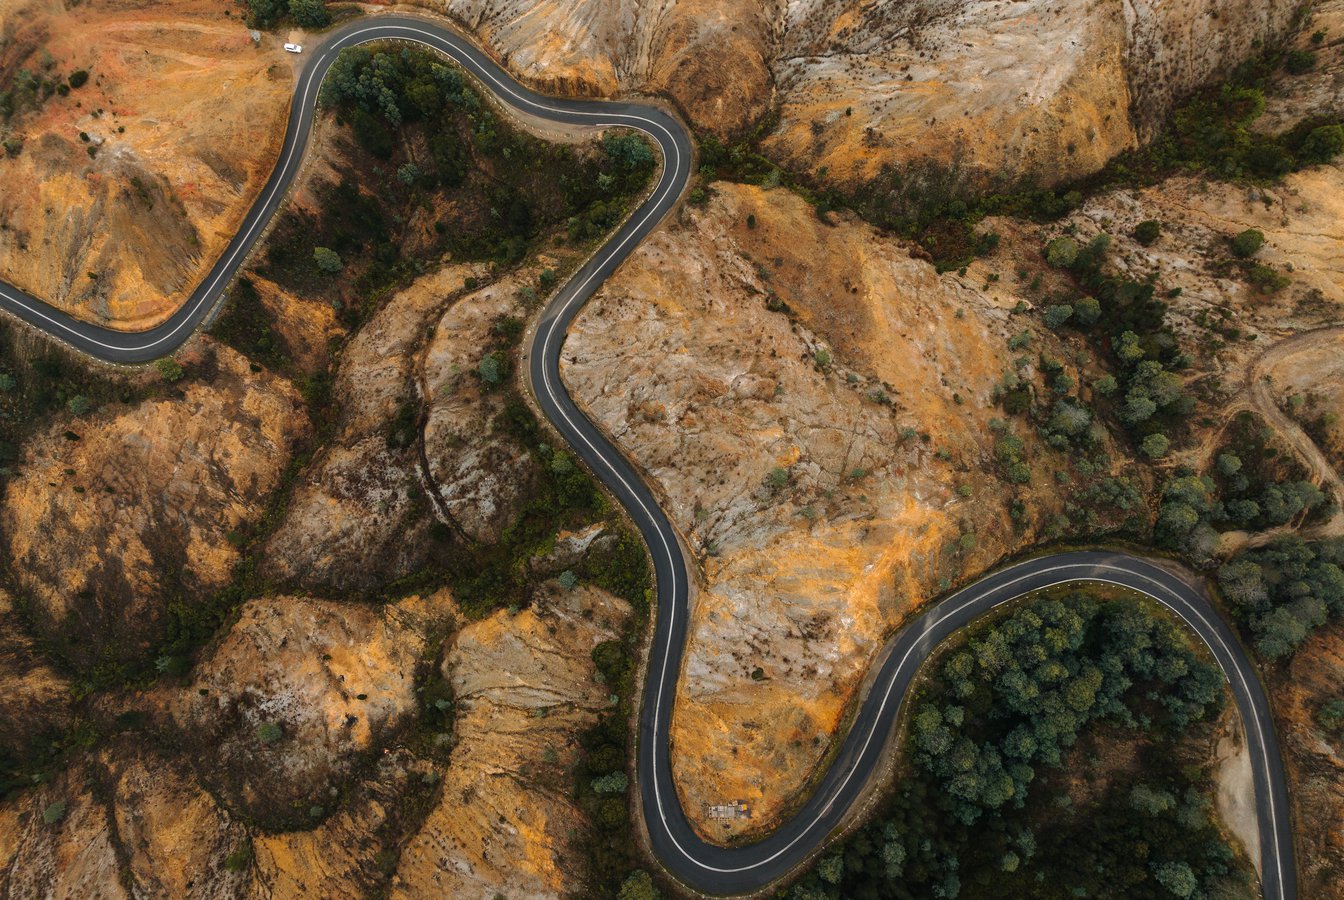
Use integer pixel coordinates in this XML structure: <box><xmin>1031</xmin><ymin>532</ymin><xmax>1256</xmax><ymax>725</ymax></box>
<box><xmin>257</xmin><ymin>722</ymin><xmax>284</xmax><ymax>744</ymax></box>
<box><xmin>592</xmin><ymin>772</ymin><xmax>630</xmax><ymax>794</ymax></box>
<box><xmin>1152</xmin><ymin>861</ymin><xmax>1198</xmax><ymax>898</ymax></box>
<box><xmin>1230</xmin><ymin>229</ymin><xmax>1264</xmax><ymax>259</ymax></box>
<box><xmin>1285</xmin><ymin>49</ymin><xmax>1317</xmax><ymax>75</ymax></box>
<box><xmin>1074</xmin><ymin>295</ymin><xmax>1101</xmax><ymax>326</ymax></box>
<box><xmin>1044</xmin><ymin>304</ymin><xmax>1073</xmax><ymax>329</ymax></box>
<box><xmin>396</xmin><ymin>162</ymin><xmax>421</xmax><ymax>185</ymax></box>
<box><xmin>1134</xmin><ymin>220</ymin><xmax>1162</xmax><ymax>246</ymax></box>
<box><xmin>155</xmin><ymin>358</ymin><xmax>185</xmax><ymax>383</ymax></box>
<box><xmin>1215</xmin><ymin>452</ymin><xmax>1242</xmax><ymax>477</ymax></box>
<box><xmin>313</xmin><ymin>246</ymin><xmax>343</xmax><ymax>274</ymax></box>
<box><xmin>478</xmin><ymin>353</ymin><xmax>504</xmax><ymax>385</ymax></box>
<box><xmin>0</xmin><ymin>373</ymin><xmax>15</xmax><ymax>393</ymax></box>
<box><xmin>67</xmin><ymin>395</ymin><xmax>91</xmax><ymax>416</ymax></box>
<box><xmin>1300</xmin><ymin>124</ymin><xmax>1344</xmax><ymax>165</ymax></box>
<box><xmin>1141</xmin><ymin>433</ymin><xmax>1171</xmax><ymax>459</ymax></box>
<box><xmin>1045</xmin><ymin>236</ymin><xmax>1078</xmax><ymax>268</ymax></box>
<box><xmin>67</xmin><ymin>70</ymin><xmax>89</xmax><ymax>89</ymax></box>
<box><xmin>603</xmin><ymin>132</ymin><xmax>654</xmax><ymax>171</ymax></box>
<box><xmin>618</xmin><ymin>871</ymin><xmax>660</xmax><ymax>900</ymax></box>
<box><xmin>288</xmin><ymin>0</ymin><xmax>331</xmax><ymax>28</ymax></box>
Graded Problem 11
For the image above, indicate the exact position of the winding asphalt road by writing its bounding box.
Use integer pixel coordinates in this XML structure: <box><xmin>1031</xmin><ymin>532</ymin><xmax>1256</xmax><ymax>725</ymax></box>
<box><xmin>0</xmin><ymin>14</ymin><xmax>1295</xmax><ymax>899</ymax></box>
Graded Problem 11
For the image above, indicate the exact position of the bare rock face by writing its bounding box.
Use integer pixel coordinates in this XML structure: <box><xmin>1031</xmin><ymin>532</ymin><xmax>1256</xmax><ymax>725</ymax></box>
<box><xmin>263</xmin><ymin>263</ymin><xmax>541</xmax><ymax>594</ymax></box>
<box><xmin>172</xmin><ymin>595</ymin><xmax>439</xmax><ymax>829</ymax></box>
<box><xmin>2</xmin><ymin>345</ymin><xmax>309</xmax><ymax>669</ymax></box>
<box><xmin>260</xmin><ymin>262</ymin><xmax>470</xmax><ymax>595</ymax></box>
<box><xmin>0</xmin><ymin>760</ymin><xmax>127</xmax><ymax>899</ymax></box>
<box><xmin>564</xmin><ymin>182</ymin><xmax>1108</xmax><ymax>838</ymax></box>
<box><xmin>1279</xmin><ymin>625</ymin><xmax>1344</xmax><ymax>895</ymax></box>
<box><xmin>392</xmin><ymin>585</ymin><xmax>630</xmax><ymax>898</ymax></box>
<box><xmin>0</xmin><ymin>0</ymin><xmax>294</xmax><ymax>328</ymax></box>
<box><xmin>252</xmin><ymin>749</ymin><xmax>440</xmax><ymax>899</ymax></box>
<box><xmin>101</xmin><ymin>745</ymin><xmax>250</xmax><ymax>900</ymax></box>
<box><xmin>427</xmin><ymin>0</ymin><xmax>1300</xmax><ymax>186</ymax></box>
<box><xmin>420</xmin><ymin>274</ymin><xmax>541</xmax><ymax>544</ymax></box>
<box><xmin>0</xmin><ymin>743</ymin><xmax>248</xmax><ymax>899</ymax></box>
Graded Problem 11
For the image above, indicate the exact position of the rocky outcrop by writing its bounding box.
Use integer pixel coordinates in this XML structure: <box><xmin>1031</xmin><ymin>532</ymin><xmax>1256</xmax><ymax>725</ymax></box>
<box><xmin>392</xmin><ymin>584</ymin><xmax>630</xmax><ymax>898</ymax></box>
<box><xmin>171</xmin><ymin>593</ymin><xmax>446</xmax><ymax>829</ymax></box>
<box><xmin>261</xmin><ymin>262</ymin><xmax>541</xmax><ymax>594</ymax></box>
<box><xmin>2</xmin><ymin>344</ymin><xmax>309</xmax><ymax>669</ymax></box>
<box><xmin>0</xmin><ymin>743</ymin><xmax>248</xmax><ymax>898</ymax></box>
<box><xmin>1278</xmin><ymin>625</ymin><xmax>1344</xmax><ymax>896</ymax></box>
<box><xmin>0</xmin><ymin>0</ymin><xmax>294</xmax><ymax>329</ymax></box>
<box><xmin>420</xmin><ymin>0</ymin><xmax>1302</xmax><ymax>187</ymax></box>
<box><xmin>564</xmin><ymin>182</ymin><xmax>1104</xmax><ymax>838</ymax></box>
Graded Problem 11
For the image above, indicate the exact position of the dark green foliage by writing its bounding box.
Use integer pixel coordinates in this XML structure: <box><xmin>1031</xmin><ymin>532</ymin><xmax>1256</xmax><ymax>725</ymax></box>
<box><xmin>789</xmin><ymin>594</ymin><xmax>1237</xmax><ymax>899</ymax></box>
<box><xmin>67</xmin><ymin>70</ymin><xmax>89</xmax><ymax>89</ymax></box>
<box><xmin>1157</xmin><ymin>412</ymin><xmax>1329</xmax><ymax>562</ymax></box>
<box><xmin>1133</xmin><ymin>219</ymin><xmax>1162</xmax><ymax>246</ymax></box>
<box><xmin>209</xmin><ymin>277</ymin><xmax>291</xmax><ymax>372</ymax></box>
<box><xmin>1299</xmin><ymin>124</ymin><xmax>1344</xmax><ymax>164</ymax></box>
<box><xmin>602</xmin><ymin>131</ymin><xmax>655</xmax><ymax>175</ymax></box>
<box><xmin>1284</xmin><ymin>49</ymin><xmax>1317</xmax><ymax>75</ymax></box>
<box><xmin>1230</xmin><ymin>229</ymin><xmax>1265</xmax><ymax>259</ymax></box>
<box><xmin>1218</xmin><ymin>536</ymin><xmax>1344</xmax><ymax>658</ymax></box>
<box><xmin>245</xmin><ymin>0</ymin><xmax>331</xmax><ymax>30</ymax></box>
<box><xmin>272</xmin><ymin>44</ymin><xmax>654</xmax><ymax>294</ymax></box>
<box><xmin>288</xmin><ymin>0</ymin><xmax>330</xmax><ymax>28</ymax></box>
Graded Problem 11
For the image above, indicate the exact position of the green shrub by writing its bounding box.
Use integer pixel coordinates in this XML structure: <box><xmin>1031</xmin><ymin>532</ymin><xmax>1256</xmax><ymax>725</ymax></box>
<box><xmin>154</xmin><ymin>358</ymin><xmax>185</xmax><ymax>383</ymax></box>
<box><xmin>618</xmin><ymin>870</ymin><xmax>660</xmax><ymax>900</ymax></box>
<box><xmin>1141</xmin><ymin>433</ymin><xmax>1171</xmax><ymax>459</ymax></box>
<box><xmin>67</xmin><ymin>70</ymin><xmax>88</xmax><ymax>89</ymax></box>
<box><xmin>1073</xmin><ymin>295</ymin><xmax>1101</xmax><ymax>326</ymax></box>
<box><xmin>591</xmin><ymin>771</ymin><xmax>629</xmax><ymax>794</ymax></box>
<box><xmin>1284</xmin><ymin>49</ymin><xmax>1317</xmax><ymax>75</ymax></box>
<box><xmin>223</xmin><ymin>839</ymin><xmax>254</xmax><ymax>872</ymax></box>
<box><xmin>1247</xmin><ymin>264</ymin><xmax>1289</xmax><ymax>294</ymax></box>
<box><xmin>1299</xmin><ymin>125</ymin><xmax>1344</xmax><ymax>164</ymax></box>
<box><xmin>312</xmin><ymin>246</ymin><xmax>343</xmax><ymax>274</ymax></box>
<box><xmin>1043</xmin><ymin>304</ymin><xmax>1073</xmax><ymax>329</ymax></box>
<box><xmin>1044</xmin><ymin>236</ymin><xmax>1078</xmax><ymax>268</ymax></box>
<box><xmin>1229</xmin><ymin>229</ymin><xmax>1264</xmax><ymax>259</ymax></box>
<box><xmin>288</xmin><ymin>0</ymin><xmax>330</xmax><ymax>28</ymax></box>
<box><xmin>257</xmin><ymin>722</ymin><xmax>284</xmax><ymax>744</ymax></box>
<box><xmin>42</xmin><ymin>801</ymin><xmax>66</xmax><ymax>825</ymax></box>
<box><xmin>1133</xmin><ymin>220</ymin><xmax>1162</xmax><ymax>246</ymax></box>
<box><xmin>478</xmin><ymin>353</ymin><xmax>505</xmax><ymax>385</ymax></box>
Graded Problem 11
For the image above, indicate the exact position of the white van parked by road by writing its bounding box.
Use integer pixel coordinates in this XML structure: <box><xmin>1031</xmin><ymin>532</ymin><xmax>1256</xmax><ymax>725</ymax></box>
<box><xmin>284</xmin><ymin>43</ymin><xmax>303</xmax><ymax>54</ymax></box>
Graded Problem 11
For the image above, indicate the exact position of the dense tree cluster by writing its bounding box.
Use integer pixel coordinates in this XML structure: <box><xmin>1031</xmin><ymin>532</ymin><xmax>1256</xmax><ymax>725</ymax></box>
<box><xmin>245</xmin><ymin>0</ymin><xmax>329</xmax><ymax>30</ymax></box>
<box><xmin>1219</xmin><ymin>536</ymin><xmax>1344</xmax><ymax>658</ymax></box>
<box><xmin>1156</xmin><ymin>412</ymin><xmax>1330</xmax><ymax>563</ymax></box>
<box><xmin>788</xmin><ymin>594</ymin><xmax>1238</xmax><ymax>899</ymax></box>
<box><xmin>252</xmin><ymin>45</ymin><xmax>657</xmax><ymax>344</ymax></box>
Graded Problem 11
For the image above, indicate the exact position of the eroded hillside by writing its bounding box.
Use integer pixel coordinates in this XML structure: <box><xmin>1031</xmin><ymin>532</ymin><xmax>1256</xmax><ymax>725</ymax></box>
<box><xmin>0</xmin><ymin>0</ymin><xmax>1342</xmax><ymax>896</ymax></box>
<box><xmin>418</xmin><ymin>0</ymin><xmax>1303</xmax><ymax>186</ymax></box>
<box><xmin>0</xmin><ymin>0</ymin><xmax>294</xmax><ymax>328</ymax></box>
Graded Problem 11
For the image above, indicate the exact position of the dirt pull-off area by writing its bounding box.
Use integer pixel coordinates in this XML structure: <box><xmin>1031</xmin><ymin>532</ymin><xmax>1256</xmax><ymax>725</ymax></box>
<box><xmin>0</xmin><ymin>0</ymin><xmax>294</xmax><ymax>328</ymax></box>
